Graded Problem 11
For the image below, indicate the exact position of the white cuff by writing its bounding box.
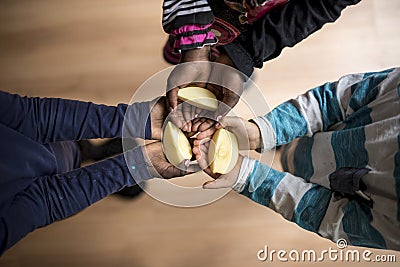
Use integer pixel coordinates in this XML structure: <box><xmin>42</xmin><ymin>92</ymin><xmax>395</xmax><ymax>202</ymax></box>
<box><xmin>232</xmin><ymin>156</ymin><xmax>256</xmax><ymax>192</ymax></box>
<box><xmin>251</xmin><ymin>116</ymin><xmax>276</xmax><ymax>153</ymax></box>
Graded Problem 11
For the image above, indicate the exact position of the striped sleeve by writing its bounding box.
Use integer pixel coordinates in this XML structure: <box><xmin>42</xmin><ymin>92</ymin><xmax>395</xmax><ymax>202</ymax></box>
<box><xmin>162</xmin><ymin>0</ymin><xmax>217</xmax><ymax>51</ymax></box>
<box><xmin>239</xmin><ymin>160</ymin><xmax>332</xmax><ymax>236</ymax></box>
<box><xmin>238</xmin><ymin>160</ymin><xmax>390</xmax><ymax>249</ymax></box>
<box><xmin>253</xmin><ymin>68</ymin><xmax>399</xmax><ymax>151</ymax></box>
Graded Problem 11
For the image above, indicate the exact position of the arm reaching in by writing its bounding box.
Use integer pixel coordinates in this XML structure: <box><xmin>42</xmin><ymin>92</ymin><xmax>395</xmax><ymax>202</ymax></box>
<box><xmin>162</xmin><ymin>0</ymin><xmax>216</xmax><ymax>131</ymax></box>
<box><xmin>194</xmin><ymin>140</ymin><xmax>388</xmax><ymax>249</ymax></box>
<box><xmin>252</xmin><ymin>68</ymin><xmax>399</xmax><ymax>151</ymax></box>
<box><xmin>0</xmin><ymin>142</ymin><xmax>198</xmax><ymax>255</ymax></box>
<box><xmin>221</xmin><ymin>0</ymin><xmax>362</xmax><ymax>76</ymax></box>
<box><xmin>0</xmin><ymin>91</ymin><xmax>153</xmax><ymax>143</ymax></box>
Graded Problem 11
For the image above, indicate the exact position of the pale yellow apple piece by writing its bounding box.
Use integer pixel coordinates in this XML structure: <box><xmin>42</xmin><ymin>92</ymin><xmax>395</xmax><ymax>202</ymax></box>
<box><xmin>208</xmin><ymin>128</ymin><xmax>239</xmax><ymax>174</ymax></box>
<box><xmin>178</xmin><ymin>87</ymin><xmax>218</xmax><ymax>111</ymax></box>
<box><xmin>162</xmin><ymin>121</ymin><xmax>192</xmax><ymax>166</ymax></box>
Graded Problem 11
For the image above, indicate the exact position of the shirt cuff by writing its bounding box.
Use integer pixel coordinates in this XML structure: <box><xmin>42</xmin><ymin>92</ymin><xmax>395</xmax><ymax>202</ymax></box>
<box><xmin>232</xmin><ymin>156</ymin><xmax>257</xmax><ymax>192</ymax></box>
<box><xmin>219</xmin><ymin>41</ymin><xmax>255</xmax><ymax>78</ymax></box>
<box><xmin>124</xmin><ymin>101</ymin><xmax>151</xmax><ymax>139</ymax></box>
<box><xmin>124</xmin><ymin>146</ymin><xmax>153</xmax><ymax>184</ymax></box>
<box><xmin>251</xmin><ymin>116</ymin><xmax>276</xmax><ymax>153</ymax></box>
<box><xmin>171</xmin><ymin>24</ymin><xmax>217</xmax><ymax>52</ymax></box>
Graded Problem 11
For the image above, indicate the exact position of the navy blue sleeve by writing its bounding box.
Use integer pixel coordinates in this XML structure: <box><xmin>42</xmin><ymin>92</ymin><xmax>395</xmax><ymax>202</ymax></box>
<box><xmin>0</xmin><ymin>91</ymin><xmax>151</xmax><ymax>143</ymax></box>
<box><xmin>0</xmin><ymin>147</ymin><xmax>152</xmax><ymax>254</ymax></box>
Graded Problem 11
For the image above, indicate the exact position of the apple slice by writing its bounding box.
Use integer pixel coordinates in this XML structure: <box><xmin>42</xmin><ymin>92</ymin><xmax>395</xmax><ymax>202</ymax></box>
<box><xmin>162</xmin><ymin>121</ymin><xmax>192</xmax><ymax>166</ymax></box>
<box><xmin>208</xmin><ymin>129</ymin><xmax>239</xmax><ymax>174</ymax></box>
<box><xmin>178</xmin><ymin>87</ymin><xmax>218</xmax><ymax>111</ymax></box>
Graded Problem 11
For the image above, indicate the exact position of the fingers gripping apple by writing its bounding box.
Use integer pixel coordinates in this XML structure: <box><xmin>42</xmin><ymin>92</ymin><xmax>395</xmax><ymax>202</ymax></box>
<box><xmin>163</xmin><ymin>123</ymin><xmax>239</xmax><ymax>174</ymax></box>
<box><xmin>177</xmin><ymin>87</ymin><xmax>218</xmax><ymax>111</ymax></box>
<box><xmin>208</xmin><ymin>129</ymin><xmax>239</xmax><ymax>174</ymax></box>
<box><xmin>162</xmin><ymin>121</ymin><xmax>192</xmax><ymax>166</ymax></box>
<box><xmin>164</xmin><ymin>87</ymin><xmax>238</xmax><ymax>173</ymax></box>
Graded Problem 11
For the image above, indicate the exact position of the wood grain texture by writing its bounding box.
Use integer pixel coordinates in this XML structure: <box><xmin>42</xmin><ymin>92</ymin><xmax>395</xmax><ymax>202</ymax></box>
<box><xmin>1</xmin><ymin>0</ymin><xmax>399</xmax><ymax>266</ymax></box>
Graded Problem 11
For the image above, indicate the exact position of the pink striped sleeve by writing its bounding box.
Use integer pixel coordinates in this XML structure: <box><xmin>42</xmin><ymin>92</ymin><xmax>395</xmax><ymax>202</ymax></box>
<box><xmin>171</xmin><ymin>24</ymin><xmax>217</xmax><ymax>51</ymax></box>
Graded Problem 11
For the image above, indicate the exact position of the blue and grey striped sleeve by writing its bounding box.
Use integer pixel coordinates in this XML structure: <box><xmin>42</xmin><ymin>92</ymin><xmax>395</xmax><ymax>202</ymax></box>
<box><xmin>253</xmin><ymin>68</ymin><xmax>398</xmax><ymax>151</ymax></box>
<box><xmin>239</xmin><ymin>160</ymin><xmax>331</xmax><ymax>235</ymax></box>
<box><xmin>240</xmin><ymin>68</ymin><xmax>400</xmax><ymax>250</ymax></box>
<box><xmin>237</xmin><ymin>160</ymin><xmax>391</xmax><ymax>249</ymax></box>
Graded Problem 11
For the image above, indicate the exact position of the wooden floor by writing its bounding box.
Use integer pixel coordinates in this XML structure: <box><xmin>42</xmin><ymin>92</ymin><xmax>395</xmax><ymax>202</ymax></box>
<box><xmin>1</xmin><ymin>0</ymin><xmax>400</xmax><ymax>266</ymax></box>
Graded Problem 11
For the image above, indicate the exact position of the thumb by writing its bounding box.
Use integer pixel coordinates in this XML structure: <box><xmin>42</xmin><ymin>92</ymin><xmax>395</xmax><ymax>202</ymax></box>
<box><xmin>166</xmin><ymin>88</ymin><xmax>179</xmax><ymax>110</ymax></box>
<box><xmin>217</xmin><ymin>116</ymin><xmax>238</xmax><ymax>131</ymax></box>
<box><xmin>215</xmin><ymin>89</ymin><xmax>240</xmax><ymax>119</ymax></box>
<box><xmin>202</xmin><ymin>177</ymin><xmax>232</xmax><ymax>189</ymax></box>
<box><xmin>214</xmin><ymin>105</ymin><xmax>230</xmax><ymax>121</ymax></box>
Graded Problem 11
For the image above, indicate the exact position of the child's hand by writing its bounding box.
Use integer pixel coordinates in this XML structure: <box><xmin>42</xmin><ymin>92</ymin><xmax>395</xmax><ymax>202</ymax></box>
<box><xmin>143</xmin><ymin>142</ymin><xmax>200</xmax><ymax>179</ymax></box>
<box><xmin>193</xmin><ymin>139</ymin><xmax>244</xmax><ymax>189</ymax></box>
<box><xmin>149</xmin><ymin>97</ymin><xmax>168</xmax><ymax>140</ymax></box>
<box><xmin>166</xmin><ymin>47</ymin><xmax>211</xmax><ymax>132</ymax></box>
<box><xmin>195</xmin><ymin>116</ymin><xmax>262</xmax><ymax>150</ymax></box>
<box><xmin>191</xmin><ymin>53</ymin><xmax>247</xmax><ymax>133</ymax></box>
<box><xmin>208</xmin><ymin>53</ymin><xmax>245</xmax><ymax>119</ymax></box>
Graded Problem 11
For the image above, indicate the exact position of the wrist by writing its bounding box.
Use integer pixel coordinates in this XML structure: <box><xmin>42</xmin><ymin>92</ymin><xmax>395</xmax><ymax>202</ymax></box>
<box><xmin>232</xmin><ymin>156</ymin><xmax>256</xmax><ymax>192</ymax></box>
<box><xmin>181</xmin><ymin>46</ymin><xmax>210</xmax><ymax>62</ymax></box>
<box><xmin>249</xmin><ymin>120</ymin><xmax>262</xmax><ymax>150</ymax></box>
<box><xmin>141</xmin><ymin>142</ymin><xmax>163</xmax><ymax>178</ymax></box>
<box><xmin>224</xmin><ymin>155</ymin><xmax>244</xmax><ymax>188</ymax></box>
<box><xmin>250</xmin><ymin>117</ymin><xmax>276</xmax><ymax>153</ymax></box>
<box><xmin>149</xmin><ymin>97</ymin><xmax>165</xmax><ymax>140</ymax></box>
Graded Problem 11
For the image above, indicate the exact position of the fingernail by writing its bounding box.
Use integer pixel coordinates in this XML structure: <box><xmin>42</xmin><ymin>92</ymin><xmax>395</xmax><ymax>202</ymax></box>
<box><xmin>216</xmin><ymin>115</ymin><xmax>222</xmax><ymax>122</ymax></box>
<box><xmin>194</xmin><ymin>113</ymin><xmax>199</xmax><ymax>118</ymax></box>
<box><xmin>184</xmin><ymin>159</ymin><xmax>190</xmax><ymax>167</ymax></box>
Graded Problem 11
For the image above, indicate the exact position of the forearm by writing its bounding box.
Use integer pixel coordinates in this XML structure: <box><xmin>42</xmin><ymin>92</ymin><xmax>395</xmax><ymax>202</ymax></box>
<box><xmin>221</xmin><ymin>0</ymin><xmax>361</xmax><ymax>76</ymax></box>
<box><xmin>237</xmin><ymin>158</ymin><xmax>331</xmax><ymax>235</ymax></box>
<box><xmin>257</xmin><ymin>81</ymin><xmax>346</xmax><ymax>148</ymax></box>
<box><xmin>253</xmin><ymin>68</ymin><xmax>400</xmax><ymax>151</ymax></box>
<box><xmin>236</xmin><ymin>158</ymin><xmax>391</xmax><ymax>249</ymax></box>
<box><xmin>0</xmin><ymin>91</ymin><xmax>151</xmax><ymax>143</ymax></box>
<box><xmin>252</xmin><ymin>101</ymin><xmax>308</xmax><ymax>150</ymax></box>
<box><xmin>0</xmin><ymin>147</ymin><xmax>152</xmax><ymax>254</ymax></box>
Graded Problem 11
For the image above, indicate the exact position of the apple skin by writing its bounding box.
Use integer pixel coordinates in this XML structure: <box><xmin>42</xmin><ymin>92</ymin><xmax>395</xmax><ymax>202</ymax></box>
<box><xmin>178</xmin><ymin>87</ymin><xmax>218</xmax><ymax>111</ymax></box>
<box><xmin>162</xmin><ymin>121</ymin><xmax>192</xmax><ymax>166</ymax></box>
<box><xmin>208</xmin><ymin>128</ymin><xmax>239</xmax><ymax>174</ymax></box>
